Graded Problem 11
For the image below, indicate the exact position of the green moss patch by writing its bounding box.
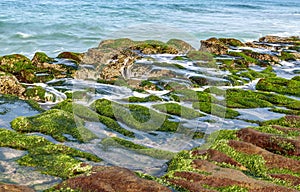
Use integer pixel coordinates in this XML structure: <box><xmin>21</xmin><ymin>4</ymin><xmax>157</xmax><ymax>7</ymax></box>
<box><xmin>101</xmin><ymin>137</ymin><xmax>175</xmax><ymax>160</ymax></box>
<box><xmin>0</xmin><ymin>129</ymin><xmax>101</xmax><ymax>179</ymax></box>
<box><xmin>10</xmin><ymin>109</ymin><xmax>97</xmax><ymax>142</ymax></box>
<box><xmin>152</xmin><ymin>103</ymin><xmax>205</xmax><ymax>119</ymax></box>
<box><xmin>92</xmin><ymin>99</ymin><xmax>180</xmax><ymax>132</ymax></box>
<box><xmin>193</xmin><ymin>102</ymin><xmax>239</xmax><ymax>119</ymax></box>
<box><xmin>226</xmin><ymin>89</ymin><xmax>300</xmax><ymax>110</ymax></box>
<box><xmin>53</xmin><ymin>99</ymin><xmax>135</xmax><ymax>138</ymax></box>
<box><xmin>256</xmin><ymin>77</ymin><xmax>300</xmax><ymax>97</ymax></box>
<box><xmin>261</xmin><ymin>116</ymin><xmax>300</xmax><ymax>128</ymax></box>
<box><xmin>128</xmin><ymin>95</ymin><xmax>162</xmax><ymax>103</ymax></box>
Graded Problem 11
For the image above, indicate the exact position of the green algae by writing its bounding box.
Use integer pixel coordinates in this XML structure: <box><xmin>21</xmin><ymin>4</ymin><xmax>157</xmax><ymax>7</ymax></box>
<box><xmin>128</xmin><ymin>95</ymin><xmax>162</xmax><ymax>103</ymax></box>
<box><xmin>92</xmin><ymin>99</ymin><xmax>180</xmax><ymax>132</ymax></box>
<box><xmin>219</xmin><ymin>38</ymin><xmax>245</xmax><ymax>47</ymax></box>
<box><xmin>32</xmin><ymin>52</ymin><xmax>55</xmax><ymax>64</ymax></box>
<box><xmin>192</xmin><ymin>102</ymin><xmax>239</xmax><ymax>119</ymax></box>
<box><xmin>280</xmin><ymin>51</ymin><xmax>297</xmax><ymax>61</ymax></box>
<box><xmin>226</xmin><ymin>89</ymin><xmax>300</xmax><ymax>110</ymax></box>
<box><xmin>228</xmin><ymin>51</ymin><xmax>259</xmax><ymax>65</ymax></box>
<box><xmin>270</xmin><ymin>108</ymin><xmax>300</xmax><ymax>116</ymax></box>
<box><xmin>53</xmin><ymin>99</ymin><xmax>135</xmax><ymax>138</ymax></box>
<box><xmin>152</xmin><ymin>103</ymin><xmax>205</xmax><ymax>119</ymax></box>
<box><xmin>0</xmin><ymin>54</ymin><xmax>36</xmax><ymax>83</ymax></box>
<box><xmin>186</xmin><ymin>50</ymin><xmax>217</xmax><ymax>68</ymax></box>
<box><xmin>57</xmin><ymin>52</ymin><xmax>83</xmax><ymax>64</ymax></box>
<box><xmin>261</xmin><ymin>116</ymin><xmax>300</xmax><ymax>128</ymax></box>
<box><xmin>256</xmin><ymin>77</ymin><xmax>300</xmax><ymax>97</ymax></box>
<box><xmin>101</xmin><ymin>137</ymin><xmax>175</xmax><ymax>160</ymax></box>
<box><xmin>10</xmin><ymin>109</ymin><xmax>97</xmax><ymax>142</ymax></box>
<box><xmin>0</xmin><ymin>129</ymin><xmax>101</xmax><ymax>179</ymax></box>
<box><xmin>24</xmin><ymin>86</ymin><xmax>46</xmax><ymax>101</ymax></box>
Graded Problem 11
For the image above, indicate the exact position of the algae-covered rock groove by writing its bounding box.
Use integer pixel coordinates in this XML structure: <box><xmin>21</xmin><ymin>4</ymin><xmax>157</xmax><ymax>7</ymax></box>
<box><xmin>0</xmin><ymin>35</ymin><xmax>299</xmax><ymax>191</ymax></box>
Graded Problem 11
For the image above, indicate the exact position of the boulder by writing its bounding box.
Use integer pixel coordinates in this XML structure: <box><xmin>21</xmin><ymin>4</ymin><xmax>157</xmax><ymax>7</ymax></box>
<box><xmin>0</xmin><ymin>54</ymin><xmax>36</xmax><ymax>83</ymax></box>
<box><xmin>55</xmin><ymin>166</ymin><xmax>171</xmax><ymax>192</ymax></box>
<box><xmin>0</xmin><ymin>72</ymin><xmax>26</xmax><ymax>97</ymax></box>
<box><xmin>219</xmin><ymin>38</ymin><xmax>245</xmax><ymax>47</ymax></box>
<box><xmin>167</xmin><ymin>39</ymin><xmax>195</xmax><ymax>54</ymax></box>
<box><xmin>200</xmin><ymin>38</ymin><xmax>229</xmax><ymax>55</ymax></box>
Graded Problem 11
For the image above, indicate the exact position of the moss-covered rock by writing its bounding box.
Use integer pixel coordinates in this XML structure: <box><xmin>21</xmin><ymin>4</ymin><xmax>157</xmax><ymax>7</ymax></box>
<box><xmin>10</xmin><ymin>109</ymin><xmax>97</xmax><ymax>142</ymax></box>
<box><xmin>32</xmin><ymin>52</ymin><xmax>55</xmax><ymax>64</ymax></box>
<box><xmin>128</xmin><ymin>95</ymin><xmax>162</xmax><ymax>103</ymax></box>
<box><xmin>53</xmin><ymin>99</ymin><xmax>135</xmax><ymax>138</ymax></box>
<box><xmin>193</xmin><ymin>102</ymin><xmax>240</xmax><ymax>119</ymax></box>
<box><xmin>219</xmin><ymin>38</ymin><xmax>245</xmax><ymax>47</ymax></box>
<box><xmin>256</xmin><ymin>77</ymin><xmax>300</xmax><ymax>97</ymax></box>
<box><xmin>226</xmin><ymin>89</ymin><xmax>300</xmax><ymax>110</ymax></box>
<box><xmin>0</xmin><ymin>54</ymin><xmax>36</xmax><ymax>83</ymax></box>
<box><xmin>57</xmin><ymin>52</ymin><xmax>84</xmax><ymax>64</ymax></box>
<box><xmin>131</xmin><ymin>40</ymin><xmax>178</xmax><ymax>54</ymax></box>
<box><xmin>166</xmin><ymin>39</ymin><xmax>195</xmax><ymax>54</ymax></box>
<box><xmin>92</xmin><ymin>99</ymin><xmax>180</xmax><ymax>132</ymax></box>
<box><xmin>199</xmin><ymin>37</ymin><xmax>228</xmax><ymax>55</ymax></box>
<box><xmin>24</xmin><ymin>86</ymin><xmax>46</xmax><ymax>102</ymax></box>
<box><xmin>152</xmin><ymin>103</ymin><xmax>205</xmax><ymax>119</ymax></box>
<box><xmin>0</xmin><ymin>129</ymin><xmax>101</xmax><ymax>179</ymax></box>
<box><xmin>101</xmin><ymin>137</ymin><xmax>175</xmax><ymax>160</ymax></box>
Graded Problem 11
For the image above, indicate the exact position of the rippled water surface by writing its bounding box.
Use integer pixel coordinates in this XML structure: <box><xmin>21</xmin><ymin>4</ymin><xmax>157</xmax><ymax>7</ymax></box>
<box><xmin>1</xmin><ymin>0</ymin><xmax>300</xmax><ymax>57</ymax></box>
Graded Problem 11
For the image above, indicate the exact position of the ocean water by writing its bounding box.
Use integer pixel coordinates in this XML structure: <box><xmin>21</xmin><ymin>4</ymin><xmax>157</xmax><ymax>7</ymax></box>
<box><xmin>0</xmin><ymin>0</ymin><xmax>299</xmax><ymax>57</ymax></box>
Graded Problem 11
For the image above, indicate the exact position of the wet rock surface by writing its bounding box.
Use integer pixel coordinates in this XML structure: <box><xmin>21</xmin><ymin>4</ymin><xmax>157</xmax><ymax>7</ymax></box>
<box><xmin>0</xmin><ymin>35</ymin><xmax>299</xmax><ymax>191</ymax></box>
<box><xmin>55</xmin><ymin>166</ymin><xmax>171</xmax><ymax>192</ymax></box>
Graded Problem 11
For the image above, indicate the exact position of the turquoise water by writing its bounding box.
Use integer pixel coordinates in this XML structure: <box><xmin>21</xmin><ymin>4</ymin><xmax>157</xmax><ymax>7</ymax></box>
<box><xmin>0</xmin><ymin>0</ymin><xmax>299</xmax><ymax>57</ymax></box>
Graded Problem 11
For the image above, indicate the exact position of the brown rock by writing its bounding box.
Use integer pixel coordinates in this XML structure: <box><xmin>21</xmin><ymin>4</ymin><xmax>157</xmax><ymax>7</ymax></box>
<box><xmin>0</xmin><ymin>184</ymin><xmax>35</xmax><ymax>192</ymax></box>
<box><xmin>57</xmin><ymin>52</ymin><xmax>84</xmax><ymax>63</ymax></box>
<box><xmin>55</xmin><ymin>166</ymin><xmax>171</xmax><ymax>192</ymax></box>
<box><xmin>0</xmin><ymin>73</ymin><xmax>26</xmax><ymax>97</ymax></box>
<box><xmin>270</xmin><ymin>174</ymin><xmax>300</xmax><ymax>185</ymax></box>
<box><xmin>228</xmin><ymin>140</ymin><xmax>300</xmax><ymax>173</ymax></box>
<box><xmin>168</xmin><ymin>160</ymin><xmax>293</xmax><ymax>191</ymax></box>
<box><xmin>191</xmin><ymin>149</ymin><xmax>244</xmax><ymax>169</ymax></box>
<box><xmin>259</xmin><ymin>35</ymin><xmax>300</xmax><ymax>43</ymax></box>
<box><xmin>243</xmin><ymin>50</ymin><xmax>280</xmax><ymax>63</ymax></box>
<box><xmin>199</xmin><ymin>38</ymin><xmax>229</xmax><ymax>55</ymax></box>
<box><xmin>219</xmin><ymin>38</ymin><xmax>245</xmax><ymax>47</ymax></box>
<box><xmin>237</xmin><ymin>128</ymin><xmax>300</xmax><ymax>156</ymax></box>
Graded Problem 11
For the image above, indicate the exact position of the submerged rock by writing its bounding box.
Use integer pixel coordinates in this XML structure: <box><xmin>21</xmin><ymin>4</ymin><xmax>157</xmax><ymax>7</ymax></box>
<box><xmin>55</xmin><ymin>166</ymin><xmax>171</xmax><ymax>192</ymax></box>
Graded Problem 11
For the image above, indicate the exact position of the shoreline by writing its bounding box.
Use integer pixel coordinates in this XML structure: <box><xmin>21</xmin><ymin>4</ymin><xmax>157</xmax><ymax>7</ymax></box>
<box><xmin>0</xmin><ymin>35</ymin><xmax>299</xmax><ymax>191</ymax></box>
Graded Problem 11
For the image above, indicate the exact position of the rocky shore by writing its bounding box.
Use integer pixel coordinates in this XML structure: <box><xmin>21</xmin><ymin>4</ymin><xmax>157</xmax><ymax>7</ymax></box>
<box><xmin>0</xmin><ymin>35</ymin><xmax>299</xmax><ymax>191</ymax></box>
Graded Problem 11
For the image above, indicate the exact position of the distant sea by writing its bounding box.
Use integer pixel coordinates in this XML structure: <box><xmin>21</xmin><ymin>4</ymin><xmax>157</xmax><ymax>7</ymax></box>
<box><xmin>0</xmin><ymin>0</ymin><xmax>299</xmax><ymax>57</ymax></box>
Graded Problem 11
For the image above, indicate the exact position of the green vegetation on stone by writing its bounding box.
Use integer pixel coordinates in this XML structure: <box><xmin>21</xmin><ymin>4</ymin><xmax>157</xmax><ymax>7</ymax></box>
<box><xmin>152</xmin><ymin>103</ymin><xmax>205</xmax><ymax>119</ymax></box>
<box><xmin>92</xmin><ymin>99</ymin><xmax>180</xmax><ymax>132</ymax></box>
<box><xmin>101</xmin><ymin>137</ymin><xmax>175</xmax><ymax>159</ymax></box>
<box><xmin>53</xmin><ymin>99</ymin><xmax>135</xmax><ymax>138</ymax></box>
<box><xmin>256</xmin><ymin>77</ymin><xmax>300</xmax><ymax>97</ymax></box>
<box><xmin>24</xmin><ymin>86</ymin><xmax>46</xmax><ymax>101</ymax></box>
<box><xmin>10</xmin><ymin>109</ymin><xmax>97</xmax><ymax>142</ymax></box>
<box><xmin>0</xmin><ymin>129</ymin><xmax>101</xmax><ymax>179</ymax></box>
<box><xmin>193</xmin><ymin>102</ymin><xmax>239</xmax><ymax>119</ymax></box>
<box><xmin>128</xmin><ymin>95</ymin><xmax>162</xmax><ymax>103</ymax></box>
<box><xmin>280</xmin><ymin>51</ymin><xmax>297</xmax><ymax>61</ymax></box>
<box><xmin>32</xmin><ymin>52</ymin><xmax>55</xmax><ymax>64</ymax></box>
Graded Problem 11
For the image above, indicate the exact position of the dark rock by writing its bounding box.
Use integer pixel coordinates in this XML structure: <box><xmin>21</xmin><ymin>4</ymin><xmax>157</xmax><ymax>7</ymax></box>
<box><xmin>237</xmin><ymin>128</ymin><xmax>300</xmax><ymax>156</ymax></box>
<box><xmin>199</xmin><ymin>38</ymin><xmax>228</xmax><ymax>55</ymax></box>
<box><xmin>55</xmin><ymin>166</ymin><xmax>171</xmax><ymax>192</ymax></box>
<box><xmin>0</xmin><ymin>183</ymin><xmax>35</xmax><ymax>192</ymax></box>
